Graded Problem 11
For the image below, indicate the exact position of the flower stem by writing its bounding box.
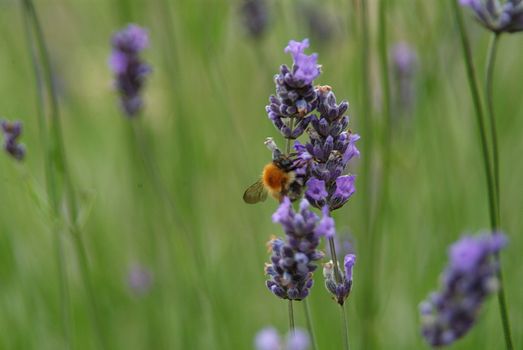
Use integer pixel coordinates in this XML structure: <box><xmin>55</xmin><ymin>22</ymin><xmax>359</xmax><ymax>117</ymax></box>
<box><xmin>328</xmin><ymin>237</ymin><xmax>342</xmax><ymax>284</ymax></box>
<box><xmin>303</xmin><ymin>299</ymin><xmax>318</xmax><ymax>350</ymax></box>
<box><xmin>288</xmin><ymin>300</ymin><xmax>295</xmax><ymax>334</ymax></box>
<box><xmin>484</xmin><ymin>33</ymin><xmax>513</xmax><ymax>350</ymax></box>
<box><xmin>22</xmin><ymin>1</ymin><xmax>107</xmax><ymax>347</ymax></box>
<box><xmin>485</xmin><ymin>33</ymin><xmax>500</xmax><ymax>224</ymax></box>
<box><xmin>285</xmin><ymin>117</ymin><xmax>295</xmax><ymax>155</ymax></box>
<box><xmin>359</xmin><ymin>0</ymin><xmax>373</xmax><ymax>232</ymax></box>
<box><xmin>21</xmin><ymin>4</ymin><xmax>72</xmax><ymax>348</ymax></box>
<box><xmin>341</xmin><ymin>304</ymin><xmax>350</xmax><ymax>350</ymax></box>
<box><xmin>451</xmin><ymin>3</ymin><xmax>513</xmax><ymax>349</ymax></box>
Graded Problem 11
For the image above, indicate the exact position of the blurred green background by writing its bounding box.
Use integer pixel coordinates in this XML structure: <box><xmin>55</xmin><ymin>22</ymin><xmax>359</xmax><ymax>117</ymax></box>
<box><xmin>0</xmin><ymin>0</ymin><xmax>522</xmax><ymax>349</ymax></box>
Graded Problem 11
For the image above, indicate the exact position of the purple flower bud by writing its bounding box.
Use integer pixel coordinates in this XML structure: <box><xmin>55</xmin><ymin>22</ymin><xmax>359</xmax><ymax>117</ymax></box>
<box><xmin>1</xmin><ymin>120</ymin><xmax>25</xmax><ymax>161</ymax></box>
<box><xmin>305</xmin><ymin>178</ymin><xmax>327</xmax><ymax>207</ymax></box>
<box><xmin>110</xmin><ymin>24</ymin><xmax>151</xmax><ymax>118</ymax></box>
<box><xmin>315</xmin><ymin>206</ymin><xmax>335</xmax><ymax>238</ymax></box>
<box><xmin>344</xmin><ymin>254</ymin><xmax>356</xmax><ymax>282</ymax></box>
<box><xmin>329</xmin><ymin>175</ymin><xmax>356</xmax><ymax>210</ymax></box>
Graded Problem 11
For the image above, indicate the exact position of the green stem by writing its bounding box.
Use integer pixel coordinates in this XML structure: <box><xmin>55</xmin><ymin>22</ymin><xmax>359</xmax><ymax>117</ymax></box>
<box><xmin>328</xmin><ymin>237</ymin><xmax>342</xmax><ymax>284</ymax></box>
<box><xmin>303</xmin><ymin>300</ymin><xmax>318</xmax><ymax>350</ymax></box>
<box><xmin>359</xmin><ymin>0</ymin><xmax>373</xmax><ymax>233</ymax></box>
<box><xmin>485</xmin><ymin>33</ymin><xmax>500</xmax><ymax>224</ymax></box>
<box><xmin>341</xmin><ymin>304</ymin><xmax>350</xmax><ymax>350</ymax></box>
<box><xmin>484</xmin><ymin>33</ymin><xmax>513</xmax><ymax>350</ymax></box>
<box><xmin>21</xmin><ymin>3</ymin><xmax>71</xmax><ymax>348</ymax></box>
<box><xmin>285</xmin><ymin>118</ymin><xmax>295</xmax><ymax>155</ymax></box>
<box><xmin>288</xmin><ymin>300</ymin><xmax>295</xmax><ymax>334</ymax></box>
<box><xmin>71</xmin><ymin>230</ymin><xmax>107</xmax><ymax>349</ymax></box>
<box><xmin>451</xmin><ymin>3</ymin><xmax>513</xmax><ymax>349</ymax></box>
<box><xmin>22</xmin><ymin>1</ymin><xmax>106</xmax><ymax>347</ymax></box>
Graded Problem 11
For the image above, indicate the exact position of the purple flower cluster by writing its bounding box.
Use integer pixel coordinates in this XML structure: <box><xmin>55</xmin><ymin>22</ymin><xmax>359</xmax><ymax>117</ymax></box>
<box><xmin>1</xmin><ymin>120</ymin><xmax>25</xmax><ymax>161</ymax></box>
<box><xmin>266</xmin><ymin>39</ymin><xmax>320</xmax><ymax>140</ymax></box>
<box><xmin>460</xmin><ymin>0</ymin><xmax>523</xmax><ymax>33</ymax></box>
<box><xmin>298</xmin><ymin>85</ymin><xmax>360</xmax><ymax>211</ymax></box>
<box><xmin>109</xmin><ymin>24</ymin><xmax>151</xmax><ymax>117</ymax></box>
<box><xmin>255</xmin><ymin>327</ymin><xmax>310</xmax><ymax>350</ymax></box>
<box><xmin>324</xmin><ymin>254</ymin><xmax>356</xmax><ymax>305</ymax></box>
<box><xmin>419</xmin><ymin>232</ymin><xmax>507</xmax><ymax>347</ymax></box>
<box><xmin>265</xmin><ymin>198</ymin><xmax>326</xmax><ymax>300</ymax></box>
<box><xmin>240</xmin><ymin>0</ymin><xmax>269</xmax><ymax>39</ymax></box>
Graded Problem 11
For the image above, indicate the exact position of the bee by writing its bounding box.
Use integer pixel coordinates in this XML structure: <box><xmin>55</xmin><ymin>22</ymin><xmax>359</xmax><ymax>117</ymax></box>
<box><xmin>243</xmin><ymin>149</ymin><xmax>298</xmax><ymax>204</ymax></box>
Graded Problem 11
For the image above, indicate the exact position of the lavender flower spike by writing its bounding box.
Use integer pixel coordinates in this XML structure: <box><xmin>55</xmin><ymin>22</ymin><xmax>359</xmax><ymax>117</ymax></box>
<box><xmin>1</xmin><ymin>120</ymin><xmax>25</xmax><ymax>161</ymax></box>
<box><xmin>323</xmin><ymin>253</ymin><xmax>356</xmax><ymax>306</ymax></box>
<box><xmin>265</xmin><ymin>197</ymin><xmax>324</xmax><ymax>300</ymax></box>
<box><xmin>460</xmin><ymin>0</ymin><xmax>523</xmax><ymax>34</ymax></box>
<box><xmin>420</xmin><ymin>232</ymin><xmax>508</xmax><ymax>347</ymax></box>
<box><xmin>299</xmin><ymin>85</ymin><xmax>359</xmax><ymax>211</ymax></box>
<box><xmin>110</xmin><ymin>24</ymin><xmax>151</xmax><ymax>117</ymax></box>
<box><xmin>255</xmin><ymin>327</ymin><xmax>310</xmax><ymax>350</ymax></box>
<box><xmin>266</xmin><ymin>39</ymin><xmax>320</xmax><ymax>140</ymax></box>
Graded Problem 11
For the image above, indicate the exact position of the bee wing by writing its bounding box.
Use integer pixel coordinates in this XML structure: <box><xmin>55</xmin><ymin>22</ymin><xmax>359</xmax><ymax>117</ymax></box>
<box><xmin>243</xmin><ymin>179</ymin><xmax>268</xmax><ymax>204</ymax></box>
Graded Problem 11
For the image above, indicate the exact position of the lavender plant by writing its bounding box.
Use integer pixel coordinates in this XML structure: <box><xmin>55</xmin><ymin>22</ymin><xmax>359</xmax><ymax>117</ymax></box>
<box><xmin>261</xmin><ymin>39</ymin><xmax>360</xmax><ymax>349</ymax></box>
<box><xmin>110</xmin><ymin>24</ymin><xmax>151</xmax><ymax>117</ymax></box>
<box><xmin>420</xmin><ymin>232</ymin><xmax>507</xmax><ymax>347</ymax></box>
<box><xmin>255</xmin><ymin>327</ymin><xmax>310</xmax><ymax>350</ymax></box>
<box><xmin>1</xmin><ymin>120</ymin><xmax>25</xmax><ymax>161</ymax></box>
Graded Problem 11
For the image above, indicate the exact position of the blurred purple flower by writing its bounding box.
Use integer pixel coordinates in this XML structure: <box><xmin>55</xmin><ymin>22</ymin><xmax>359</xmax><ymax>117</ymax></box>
<box><xmin>240</xmin><ymin>0</ymin><xmax>269</xmax><ymax>39</ymax></box>
<box><xmin>297</xmin><ymin>1</ymin><xmax>336</xmax><ymax>45</ymax></box>
<box><xmin>420</xmin><ymin>232</ymin><xmax>507</xmax><ymax>347</ymax></box>
<box><xmin>391</xmin><ymin>42</ymin><xmax>418</xmax><ymax>115</ymax></box>
<box><xmin>109</xmin><ymin>24</ymin><xmax>151</xmax><ymax>117</ymax></box>
<box><xmin>460</xmin><ymin>0</ymin><xmax>523</xmax><ymax>33</ymax></box>
<box><xmin>255</xmin><ymin>327</ymin><xmax>310</xmax><ymax>350</ymax></box>
<box><xmin>1</xmin><ymin>120</ymin><xmax>25</xmax><ymax>161</ymax></box>
<box><xmin>266</xmin><ymin>198</ymin><xmax>325</xmax><ymax>300</ymax></box>
<box><xmin>127</xmin><ymin>264</ymin><xmax>153</xmax><ymax>296</ymax></box>
<box><xmin>255</xmin><ymin>328</ymin><xmax>280</xmax><ymax>350</ymax></box>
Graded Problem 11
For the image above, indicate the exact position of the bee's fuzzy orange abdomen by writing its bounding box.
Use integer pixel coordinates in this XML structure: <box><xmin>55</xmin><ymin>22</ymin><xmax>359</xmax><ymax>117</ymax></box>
<box><xmin>262</xmin><ymin>163</ymin><xmax>294</xmax><ymax>199</ymax></box>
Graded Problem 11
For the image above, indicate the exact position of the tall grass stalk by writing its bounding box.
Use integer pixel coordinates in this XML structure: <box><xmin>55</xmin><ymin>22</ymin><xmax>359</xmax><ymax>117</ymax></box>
<box><xmin>303</xmin><ymin>299</ymin><xmax>318</xmax><ymax>350</ymax></box>
<box><xmin>485</xmin><ymin>33</ymin><xmax>500</xmax><ymax>222</ymax></box>
<box><xmin>21</xmin><ymin>0</ymin><xmax>106</xmax><ymax>348</ymax></box>
<box><xmin>21</xmin><ymin>5</ymin><xmax>72</xmax><ymax>349</ymax></box>
<box><xmin>450</xmin><ymin>2</ymin><xmax>513</xmax><ymax>349</ymax></box>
